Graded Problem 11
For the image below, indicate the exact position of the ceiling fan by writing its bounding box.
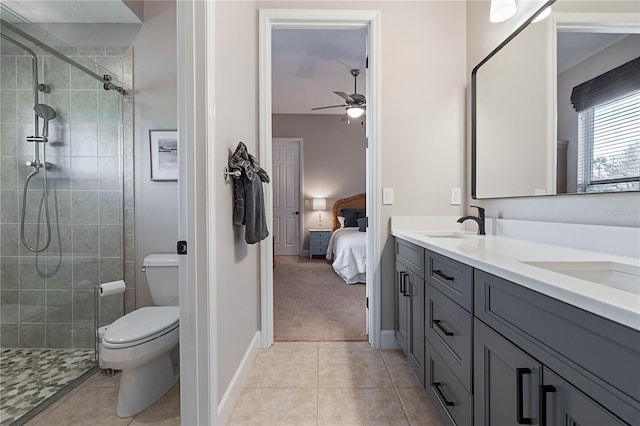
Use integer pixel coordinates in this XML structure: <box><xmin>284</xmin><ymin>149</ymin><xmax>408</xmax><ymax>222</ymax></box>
<box><xmin>311</xmin><ymin>69</ymin><xmax>366</xmax><ymax>123</ymax></box>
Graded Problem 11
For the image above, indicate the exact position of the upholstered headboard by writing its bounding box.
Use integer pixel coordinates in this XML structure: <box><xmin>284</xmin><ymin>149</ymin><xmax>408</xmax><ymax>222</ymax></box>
<box><xmin>332</xmin><ymin>193</ymin><xmax>366</xmax><ymax>231</ymax></box>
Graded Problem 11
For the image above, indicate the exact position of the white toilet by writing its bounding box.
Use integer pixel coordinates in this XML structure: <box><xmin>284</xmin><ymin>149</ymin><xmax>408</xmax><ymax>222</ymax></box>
<box><xmin>100</xmin><ymin>254</ymin><xmax>180</xmax><ymax>418</ymax></box>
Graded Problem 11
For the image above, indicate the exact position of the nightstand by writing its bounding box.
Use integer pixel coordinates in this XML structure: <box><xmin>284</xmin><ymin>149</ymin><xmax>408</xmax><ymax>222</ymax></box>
<box><xmin>309</xmin><ymin>229</ymin><xmax>332</xmax><ymax>259</ymax></box>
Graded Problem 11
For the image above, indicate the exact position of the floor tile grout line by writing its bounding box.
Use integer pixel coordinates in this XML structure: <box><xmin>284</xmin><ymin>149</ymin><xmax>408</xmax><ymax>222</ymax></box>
<box><xmin>381</xmin><ymin>350</ymin><xmax>413</xmax><ymax>425</ymax></box>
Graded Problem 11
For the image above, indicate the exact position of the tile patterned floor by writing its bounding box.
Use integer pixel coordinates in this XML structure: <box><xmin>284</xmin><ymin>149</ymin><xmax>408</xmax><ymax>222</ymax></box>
<box><xmin>5</xmin><ymin>342</ymin><xmax>445</xmax><ymax>425</ymax></box>
<box><xmin>24</xmin><ymin>371</ymin><xmax>180</xmax><ymax>426</ymax></box>
<box><xmin>227</xmin><ymin>342</ymin><xmax>446</xmax><ymax>426</ymax></box>
<box><xmin>0</xmin><ymin>348</ymin><xmax>95</xmax><ymax>425</ymax></box>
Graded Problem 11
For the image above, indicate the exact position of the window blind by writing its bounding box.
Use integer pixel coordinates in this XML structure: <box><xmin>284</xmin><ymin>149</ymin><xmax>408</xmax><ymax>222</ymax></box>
<box><xmin>577</xmin><ymin>90</ymin><xmax>640</xmax><ymax>192</ymax></box>
<box><xmin>571</xmin><ymin>56</ymin><xmax>640</xmax><ymax>112</ymax></box>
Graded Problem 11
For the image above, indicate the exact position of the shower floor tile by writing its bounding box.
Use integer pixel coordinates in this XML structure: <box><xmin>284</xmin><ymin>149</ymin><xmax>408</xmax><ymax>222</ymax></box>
<box><xmin>0</xmin><ymin>347</ymin><xmax>94</xmax><ymax>425</ymax></box>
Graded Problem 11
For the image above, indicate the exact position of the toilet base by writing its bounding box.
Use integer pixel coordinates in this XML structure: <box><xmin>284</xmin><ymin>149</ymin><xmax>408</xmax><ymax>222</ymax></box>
<box><xmin>116</xmin><ymin>346</ymin><xmax>180</xmax><ymax>418</ymax></box>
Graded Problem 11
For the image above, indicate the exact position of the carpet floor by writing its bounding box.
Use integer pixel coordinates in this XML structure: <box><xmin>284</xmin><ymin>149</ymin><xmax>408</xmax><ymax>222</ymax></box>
<box><xmin>274</xmin><ymin>256</ymin><xmax>367</xmax><ymax>342</ymax></box>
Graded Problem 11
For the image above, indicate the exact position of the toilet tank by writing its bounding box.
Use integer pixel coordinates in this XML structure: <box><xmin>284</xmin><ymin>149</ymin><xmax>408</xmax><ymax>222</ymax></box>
<box><xmin>143</xmin><ymin>254</ymin><xmax>179</xmax><ymax>306</ymax></box>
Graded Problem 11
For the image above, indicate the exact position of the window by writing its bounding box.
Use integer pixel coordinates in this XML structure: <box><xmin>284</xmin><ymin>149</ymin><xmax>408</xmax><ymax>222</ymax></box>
<box><xmin>577</xmin><ymin>90</ymin><xmax>640</xmax><ymax>193</ymax></box>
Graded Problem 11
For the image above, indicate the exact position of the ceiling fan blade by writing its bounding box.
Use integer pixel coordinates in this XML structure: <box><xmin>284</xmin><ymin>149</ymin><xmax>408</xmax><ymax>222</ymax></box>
<box><xmin>311</xmin><ymin>104</ymin><xmax>345</xmax><ymax>111</ymax></box>
<box><xmin>334</xmin><ymin>91</ymin><xmax>355</xmax><ymax>103</ymax></box>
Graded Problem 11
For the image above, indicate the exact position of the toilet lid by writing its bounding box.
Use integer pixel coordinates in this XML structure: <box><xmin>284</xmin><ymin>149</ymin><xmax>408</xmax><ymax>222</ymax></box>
<box><xmin>104</xmin><ymin>306</ymin><xmax>179</xmax><ymax>345</ymax></box>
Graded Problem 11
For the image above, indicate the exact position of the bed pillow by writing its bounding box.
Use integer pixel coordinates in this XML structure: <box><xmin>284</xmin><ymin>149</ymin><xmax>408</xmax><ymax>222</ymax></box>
<box><xmin>357</xmin><ymin>217</ymin><xmax>367</xmax><ymax>232</ymax></box>
<box><xmin>341</xmin><ymin>208</ymin><xmax>366</xmax><ymax>227</ymax></box>
<box><xmin>337</xmin><ymin>216</ymin><xmax>345</xmax><ymax>228</ymax></box>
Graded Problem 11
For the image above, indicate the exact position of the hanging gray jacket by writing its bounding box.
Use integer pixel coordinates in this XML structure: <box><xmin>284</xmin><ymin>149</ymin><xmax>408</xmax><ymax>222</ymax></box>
<box><xmin>229</xmin><ymin>142</ymin><xmax>270</xmax><ymax>244</ymax></box>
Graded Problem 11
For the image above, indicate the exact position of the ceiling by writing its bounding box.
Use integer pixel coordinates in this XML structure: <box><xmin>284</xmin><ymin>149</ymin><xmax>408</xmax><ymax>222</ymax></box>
<box><xmin>557</xmin><ymin>32</ymin><xmax>638</xmax><ymax>74</ymax></box>
<box><xmin>272</xmin><ymin>28</ymin><xmax>367</xmax><ymax>115</ymax></box>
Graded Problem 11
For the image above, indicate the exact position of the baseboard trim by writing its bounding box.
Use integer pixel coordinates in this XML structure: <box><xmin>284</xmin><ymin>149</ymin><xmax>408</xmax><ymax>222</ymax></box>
<box><xmin>380</xmin><ymin>329</ymin><xmax>400</xmax><ymax>349</ymax></box>
<box><xmin>217</xmin><ymin>331</ymin><xmax>261</xmax><ymax>425</ymax></box>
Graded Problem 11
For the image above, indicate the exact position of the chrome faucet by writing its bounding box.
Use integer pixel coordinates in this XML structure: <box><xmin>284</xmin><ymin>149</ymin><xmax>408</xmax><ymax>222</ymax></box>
<box><xmin>457</xmin><ymin>206</ymin><xmax>486</xmax><ymax>236</ymax></box>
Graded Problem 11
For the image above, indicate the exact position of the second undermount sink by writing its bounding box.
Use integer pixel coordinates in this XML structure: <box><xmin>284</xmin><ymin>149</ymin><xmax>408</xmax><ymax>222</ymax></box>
<box><xmin>522</xmin><ymin>261</ymin><xmax>640</xmax><ymax>295</ymax></box>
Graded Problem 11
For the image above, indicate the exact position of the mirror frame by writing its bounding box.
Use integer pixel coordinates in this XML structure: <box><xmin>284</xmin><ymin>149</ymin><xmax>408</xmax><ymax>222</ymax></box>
<box><xmin>472</xmin><ymin>1</ymin><xmax>640</xmax><ymax>199</ymax></box>
<box><xmin>471</xmin><ymin>0</ymin><xmax>557</xmax><ymax>199</ymax></box>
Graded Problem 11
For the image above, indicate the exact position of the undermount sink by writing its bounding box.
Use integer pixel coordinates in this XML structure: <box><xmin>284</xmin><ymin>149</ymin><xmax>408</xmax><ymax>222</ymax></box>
<box><xmin>522</xmin><ymin>261</ymin><xmax>640</xmax><ymax>295</ymax></box>
<box><xmin>417</xmin><ymin>231</ymin><xmax>483</xmax><ymax>239</ymax></box>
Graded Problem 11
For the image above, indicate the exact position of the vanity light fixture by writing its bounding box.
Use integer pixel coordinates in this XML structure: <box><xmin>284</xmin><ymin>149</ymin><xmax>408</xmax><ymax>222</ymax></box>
<box><xmin>490</xmin><ymin>0</ymin><xmax>517</xmax><ymax>23</ymax></box>
<box><xmin>312</xmin><ymin>198</ymin><xmax>327</xmax><ymax>228</ymax></box>
<box><xmin>346</xmin><ymin>105</ymin><xmax>365</xmax><ymax>119</ymax></box>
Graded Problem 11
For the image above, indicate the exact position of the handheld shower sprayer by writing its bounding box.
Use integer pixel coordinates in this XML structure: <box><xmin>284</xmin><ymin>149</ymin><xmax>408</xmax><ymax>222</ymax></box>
<box><xmin>21</xmin><ymin>103</ymin><xmax>57</xmax><ymax>252</ymax></box>
<box><xmin>34</xmin><ymin>103</ymin><xmax>57</xmax><ymax>140</ymax></box>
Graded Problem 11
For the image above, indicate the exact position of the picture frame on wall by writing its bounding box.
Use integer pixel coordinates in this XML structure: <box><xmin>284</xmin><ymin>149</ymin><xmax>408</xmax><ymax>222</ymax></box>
<box><xmin>149</xmin><ymin>130</ymin><xmax>178</xmax><ymax>181</ymax></box>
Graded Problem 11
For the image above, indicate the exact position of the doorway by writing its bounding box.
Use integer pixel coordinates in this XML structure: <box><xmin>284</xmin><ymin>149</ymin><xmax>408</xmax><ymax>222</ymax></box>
<box><xmin>259</xmin><ymin>9</ymin><xmax>382</xmax><ymax>349</ymax></box>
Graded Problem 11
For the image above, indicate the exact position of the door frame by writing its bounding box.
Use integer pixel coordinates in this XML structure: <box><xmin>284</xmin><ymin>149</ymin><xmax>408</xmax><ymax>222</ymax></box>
<box><xmin>259</xmin><ymin>9</ymin><xmax>382</xmax><ymax>349</ymax></box>
<box><xmin>272</xmin><ymin>138</ymin><xmax>304</xmax><ymax>256</ymax></box>
<box><xmin>176</xmin><ymin>0</ymin><xmax>216</xmax><ymax>424</ymax></box>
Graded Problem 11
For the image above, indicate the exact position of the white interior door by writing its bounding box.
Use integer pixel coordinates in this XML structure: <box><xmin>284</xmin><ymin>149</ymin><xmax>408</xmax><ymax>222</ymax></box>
<box><xmin>273</xmin><ymin>139</ymin><xmax>300</xmax><ymax>255</ymax></box>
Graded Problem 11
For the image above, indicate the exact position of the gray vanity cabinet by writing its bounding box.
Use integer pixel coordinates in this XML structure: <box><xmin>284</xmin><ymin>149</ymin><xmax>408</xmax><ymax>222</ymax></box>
<box><xmin>395</xmin><ymin>260</ymin><xmax>410</xmax><ymax>355</ymax></box>
<box><xmin>475</xmin><ymin>269</ymin><xmax>638</xmax><ymax>425</ymax></box>
<box><xmin>541</xmin><ymin>368</ymin><xmax>626</xmax><ymax>426</ymax></box>
<box><xmin>474</xmin><ymin>319</ymin><xmax>541</xmax><ymax>426</ymax></box>
<box><xmin>394</xmin><ymin>239</ymin><xmax>425</xmax><ymax>386</ymax></box>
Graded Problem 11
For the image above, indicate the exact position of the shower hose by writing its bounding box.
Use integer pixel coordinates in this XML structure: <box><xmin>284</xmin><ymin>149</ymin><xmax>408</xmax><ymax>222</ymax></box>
<box><xmin>20</xmin><ymin>147</ymin><xmax>52</xmax><ymax>252</ymax></box>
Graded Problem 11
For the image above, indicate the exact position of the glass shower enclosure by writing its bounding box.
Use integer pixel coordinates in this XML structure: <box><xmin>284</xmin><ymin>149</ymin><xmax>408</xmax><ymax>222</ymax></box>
<box><xmin>0</xmin><ymin>6</ymin><xmax>128</xmax><ymax>424</ymax></box>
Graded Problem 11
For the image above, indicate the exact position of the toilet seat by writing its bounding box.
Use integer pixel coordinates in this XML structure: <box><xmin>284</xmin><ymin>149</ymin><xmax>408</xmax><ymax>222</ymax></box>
<box><xmin>103</xmin><ymin>306</ymin><xmax>179</xmax><ymax>349</ymax></box>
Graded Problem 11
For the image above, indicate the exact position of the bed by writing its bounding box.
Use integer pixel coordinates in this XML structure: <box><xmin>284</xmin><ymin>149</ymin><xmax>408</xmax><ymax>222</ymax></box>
<box><xmin>325</xmin><ymin>193</ymin><xmax>366</xmax><ymax>284</ymax></box>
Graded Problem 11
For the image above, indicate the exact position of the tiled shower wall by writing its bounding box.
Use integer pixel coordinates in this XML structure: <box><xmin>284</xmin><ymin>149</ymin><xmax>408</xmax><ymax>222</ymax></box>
<box><xmin>0</xmin><ymin>43</ymin><xmax>134</xmax><ymax>349</ymax></box>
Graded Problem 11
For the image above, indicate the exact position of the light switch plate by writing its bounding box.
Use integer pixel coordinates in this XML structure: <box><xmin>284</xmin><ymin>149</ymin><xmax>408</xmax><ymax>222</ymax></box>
<box><xmin>383</xmin><ymin>187</ymin><xmax>394</xmax><ymax>205</ymax></box>
<box><xmin>450</xmin><ymin>188</ymin><xmax>461</xmax><ymax>205</ymax></box>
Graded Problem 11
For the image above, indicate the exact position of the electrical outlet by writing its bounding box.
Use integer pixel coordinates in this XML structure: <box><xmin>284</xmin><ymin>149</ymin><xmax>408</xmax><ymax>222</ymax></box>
<box><xmin>450</xmin><ymin>188</ymin><xmax>461</xmax><ymax>205</ymax></box>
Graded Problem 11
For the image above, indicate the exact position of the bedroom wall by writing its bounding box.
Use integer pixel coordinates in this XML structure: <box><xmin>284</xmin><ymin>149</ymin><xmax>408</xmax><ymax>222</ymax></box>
<box><xmin>466</xmin><ymin>0</ymin><xmax>640</xmax><ymax>227</ymax></box>
<box><xmin>272</xmin><ymin>113</ymin><xmax>366</xmax><ymax>249</ymax></box>
<box><xmin>557</xmin><ymin>35</ymin><xmax>640</xmax><ymax>193</ymax></box>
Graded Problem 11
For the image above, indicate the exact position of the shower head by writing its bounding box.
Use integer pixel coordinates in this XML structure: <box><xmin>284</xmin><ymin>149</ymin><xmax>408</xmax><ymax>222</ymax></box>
<box><xmin>34</xmin><ymin>104</ymin><xmax>56</xmax><ymax>138</ymax></box>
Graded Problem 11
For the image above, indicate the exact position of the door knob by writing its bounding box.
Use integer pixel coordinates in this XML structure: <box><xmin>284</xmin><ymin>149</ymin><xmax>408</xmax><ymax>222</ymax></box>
<box><xmin>293</xmin><ymin>211</ymin><xmax>299</xmax><ymax>215</ymax></box>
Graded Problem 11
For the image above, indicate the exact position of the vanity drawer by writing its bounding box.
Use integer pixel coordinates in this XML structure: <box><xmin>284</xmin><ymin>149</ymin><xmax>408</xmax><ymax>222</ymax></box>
<box><xmin>426</xmin><ymin>284</ymin><xmax>473</xmax><ymax>393</ymax></box>
<box><xmin>426</xmin><ymin>250</ymin><xmax>473</xmax><ymax>312</ymax></box>
<box><xmin>475</xmin><ymin>269</ymin><xmax>640</xmax><ymax>423</ymax></box>
<box><xmin>426</xmin><ymin>342</ymin><xmax>473</xmax><ymax>426</ymax></box>
<box><xmin>396</xmin><ymin>239</ymin><xmax>425</xmax><ymax>279</ymax></box>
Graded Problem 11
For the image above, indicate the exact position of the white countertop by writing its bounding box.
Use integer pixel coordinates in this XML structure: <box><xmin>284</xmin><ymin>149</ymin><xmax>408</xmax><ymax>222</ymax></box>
<box><xmin>391</xmin><ymin>217</ymin><xmax>640</xmax><ymax>331</ymax></box>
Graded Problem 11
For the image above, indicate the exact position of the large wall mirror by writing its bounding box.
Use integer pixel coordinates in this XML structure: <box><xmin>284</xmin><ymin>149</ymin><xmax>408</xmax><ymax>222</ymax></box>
<box><xmin>472</xmin><ymin>0</ymin><xmax>640</xmax><ymax>199</ymax></box>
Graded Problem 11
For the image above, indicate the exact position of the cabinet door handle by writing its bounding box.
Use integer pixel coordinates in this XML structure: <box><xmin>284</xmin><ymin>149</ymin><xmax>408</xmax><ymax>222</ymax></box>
<box><xmin>433</xmin><ymin>269</ymin><xmax>454</xmax><ymax>281</ymax></box>
<box><xmin>433</xmin><ymin>319</ymin><xmax>454</xmax><ymax>336</ymax></box>
<box><xmin>402</xmin><ymin>273</ymin><xmax>410</xmax><ymax>297</ymax></box>
<box><xmin>433</xmin><ymin>382</ymin><xmax>455</xmax><ymax>407</ymax></box>
<box><xmin>398</xmin><ymin>271</ymin><xmax>405</xmax><ymax>295</ymax></box>
<box><xmin>539</xmin><ymin>385</ymin><xmax>556</xmax><ymax>426</ymax></box>
<box><xmin>516</xmin><ymin>368</ymin><xmax>532</xmax><ymax>425</ymax></box>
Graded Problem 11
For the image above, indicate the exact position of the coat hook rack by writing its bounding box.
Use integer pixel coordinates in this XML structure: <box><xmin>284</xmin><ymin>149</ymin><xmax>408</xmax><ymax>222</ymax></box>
<box><xmin>224</xmin><ymin>167</ymin><xmax>241</xmax><ymax>181</ymax></box>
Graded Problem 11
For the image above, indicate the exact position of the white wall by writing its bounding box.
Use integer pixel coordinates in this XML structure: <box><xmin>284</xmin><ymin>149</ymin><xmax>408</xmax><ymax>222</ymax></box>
<box><xmin>133</xmin><ymin>0</ymin><xmax>178</xmax><ymax>307</ymax></box>
<box><xmin>214</xmin><ymin>0</ymin><xmax>261</xmax><ymax>401</ymax></box>
<box><xmin>466</xmin><ymin>0</ymin><xmax>640</xmax><ymax>227</ymax></box>
<box><xmin>211</xmin><ymin>0</ymin><xmax>467</xmax><ymax>401</ymax></box>
<box><xmin>273</xmin><ymin>113</ymin><xmax>366</xmax><ymax>248</ymax></box>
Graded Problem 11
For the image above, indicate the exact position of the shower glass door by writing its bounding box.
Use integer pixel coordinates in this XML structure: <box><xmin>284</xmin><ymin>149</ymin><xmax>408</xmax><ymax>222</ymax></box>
<box><xmin>0</xmin><ymin>6</ymin><xmax>129</xmax><ymax>424</ymax></box>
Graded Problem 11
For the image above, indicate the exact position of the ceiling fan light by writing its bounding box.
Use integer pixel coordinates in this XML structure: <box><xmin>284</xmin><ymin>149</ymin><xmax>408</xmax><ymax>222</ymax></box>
<box><xmin>347</xmin><ymin>105</ymin><xmax>365</xmax><ymax>118</ymax></box>
<box><xmin>489</xmin><ymin>0</ymin><xmax>516</xmax><ymax>23</ymax></box>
